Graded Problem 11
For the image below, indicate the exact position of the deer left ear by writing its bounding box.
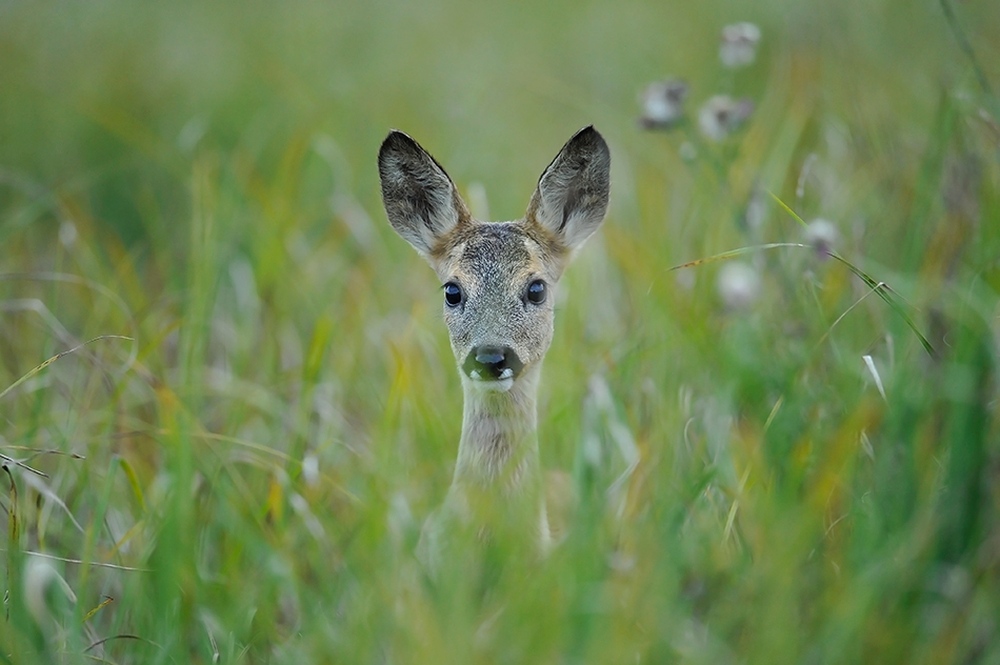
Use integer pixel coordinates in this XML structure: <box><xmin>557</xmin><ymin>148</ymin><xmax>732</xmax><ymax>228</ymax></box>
<box><xmin>525</xmin><ymin>126</ymin><xmax>610</xmax><ymax>252</ymax></box>
<box><xmin>378</xmin><ymin>130</ymin><xmax>470</xmax><ymax>261</ymax></box>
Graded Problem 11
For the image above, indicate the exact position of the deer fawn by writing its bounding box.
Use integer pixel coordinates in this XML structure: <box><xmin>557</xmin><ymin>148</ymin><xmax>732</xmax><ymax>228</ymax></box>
<box><xmin>378</xmin><ymin>126</ymin><xmax>610</xmax><ymax>564</ymax></box>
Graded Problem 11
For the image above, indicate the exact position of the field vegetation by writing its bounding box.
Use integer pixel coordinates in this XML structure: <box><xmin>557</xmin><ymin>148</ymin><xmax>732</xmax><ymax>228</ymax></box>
<box><xmin>1</xmin><ymin>0</ymin><xmax>999</xmax><ymax>662</ymax></box>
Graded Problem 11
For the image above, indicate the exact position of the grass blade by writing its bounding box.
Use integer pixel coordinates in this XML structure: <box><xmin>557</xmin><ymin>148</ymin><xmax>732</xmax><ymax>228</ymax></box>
<box><xmin>768</xmin><ymin>191</ymin><xmax>937</xmax><ymax>358</ymax></box>
<box><xmin>0</xmin><ymin>335</ymin><xmax>134</xmax><ymax>403</ymax></box>
<box><xmin>670</xmin><ymin>243</ymin><xmax>809</xmax><ymax>270</ymax></box>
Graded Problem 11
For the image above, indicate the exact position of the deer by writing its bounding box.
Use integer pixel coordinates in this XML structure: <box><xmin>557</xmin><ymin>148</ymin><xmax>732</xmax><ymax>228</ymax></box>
<box><xmin>377</xmin><ymin>126</ymin><xmax>610</xmax><ymax>567</ymax></box>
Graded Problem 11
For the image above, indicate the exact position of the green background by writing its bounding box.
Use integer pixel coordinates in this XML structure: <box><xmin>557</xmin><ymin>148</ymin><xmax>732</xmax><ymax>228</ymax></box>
<box><xmin>1</xmin><ymin>0</ymin><xmax>999</xmax><ymax>662</ymax></box>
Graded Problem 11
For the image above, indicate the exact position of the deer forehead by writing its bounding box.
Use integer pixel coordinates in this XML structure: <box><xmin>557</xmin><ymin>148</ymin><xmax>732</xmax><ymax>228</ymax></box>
<box><xmin>438</xmin><ymin>222</ymin><xmax>554</xmax><ymax>289</ymax></box>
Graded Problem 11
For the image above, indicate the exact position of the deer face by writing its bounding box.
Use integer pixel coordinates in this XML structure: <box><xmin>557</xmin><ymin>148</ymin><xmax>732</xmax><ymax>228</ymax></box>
<box><xmin>378</xmin><ymin>127</ymin><xmax>610</xmax><ymax>392</ymax></box>
<box><xmin>434</xmin><ymin>221</ymin><xmax>557</xmax><ymax>391</ymax></box>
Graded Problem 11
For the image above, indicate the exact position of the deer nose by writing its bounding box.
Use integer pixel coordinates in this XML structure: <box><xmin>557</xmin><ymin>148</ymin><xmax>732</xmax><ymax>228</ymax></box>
<box><xmin>463</xmin><ymin>345</ymin><xmax>524</xmax><ymax>381</ymax></box>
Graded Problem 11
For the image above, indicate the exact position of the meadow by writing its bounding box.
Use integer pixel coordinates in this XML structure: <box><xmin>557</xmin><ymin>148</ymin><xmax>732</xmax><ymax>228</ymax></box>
<box><xmin>1</xmin><ymin>0</ymin><xmax>999</xmax><ymax>662</ymax></box>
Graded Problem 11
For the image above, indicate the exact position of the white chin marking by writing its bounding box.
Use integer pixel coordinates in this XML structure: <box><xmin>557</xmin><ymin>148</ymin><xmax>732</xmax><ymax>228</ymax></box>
<box><xmin>468</xmin><ymin>376</ymin><xmax>515</xmax><ymax>393</ymax></box>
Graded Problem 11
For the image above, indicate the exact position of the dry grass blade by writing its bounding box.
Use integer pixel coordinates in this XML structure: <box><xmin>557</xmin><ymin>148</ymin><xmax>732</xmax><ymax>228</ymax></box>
<box><xmin>2</xmin><ymin>446</ymin><xmax>86</xmax><ymax>464</ymax></box>
<box><xmin>82</xmin><ymin>595</ymin><xmax>115</xmax><ymax>623</ymax></box>
<box><xmin>826</xmin><ymin>253</ymin><xmax>936</xmax><ymax>357</ymax></box>
<box><xmin>85</xmin><ymin>633</ymin><xmax>161</xmax><ymax>653</ymax></box>
<box><xmin>863</xmin><ymin>355</ymin><xmax>887</xmax><ymax>401</ymax></box>
<box><xmin>0</xmin><ymin>453</ymin><xmax>49</xmax><ymax>478</ymax></box>
<box><xmin>669</xmin><ymin>243</ymin><xmax>809</xmax><ymax>270</ymax></box>
<box><xmin>0</xmin><ymin>272</ymin><xmax>140</xmax><ymax>373</ymax></box>
<box><xmin>0</xmin><ymin>335</ymin><xmax>134</xmax><ymax>403</ymax></box>
<box><xmin>22</xmin><ymin>473</ymin><xmax>87</xmax><ymax>533</ymax></box>
<box><xmin>19</xmin><ymin>550</ymin><xmax>151</xmax><ymax>572</ymax></box>
<box><xmin>179</xmin><ymin>429</ymin><xmax>362</xmax><ymax>504</ymax></box>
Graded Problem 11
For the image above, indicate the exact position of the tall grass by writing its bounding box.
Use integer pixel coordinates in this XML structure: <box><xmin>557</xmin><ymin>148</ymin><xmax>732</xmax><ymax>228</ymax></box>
<box><xmin>1</xmin><ymin>0</ymin><xmax>998</xmax><ymax>662</ymax></box>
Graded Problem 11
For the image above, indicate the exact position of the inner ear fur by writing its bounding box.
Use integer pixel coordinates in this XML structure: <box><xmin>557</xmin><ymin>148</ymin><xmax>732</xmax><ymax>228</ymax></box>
<box><xmin>525</xmin><ymin>126</ymin><xmax>610</xmax><ymax>253</ymax></box>
<box><xmin>378</xmin><ymin>130</ymin><xmax>471</xmax><ymax>259</ymax></box>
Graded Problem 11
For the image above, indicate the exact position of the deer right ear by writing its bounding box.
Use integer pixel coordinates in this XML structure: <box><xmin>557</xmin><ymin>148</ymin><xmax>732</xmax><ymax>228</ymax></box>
<box><xmin>378</xmin><ymin>131</ymin><xmax>469</xmax><ymax>259</ymax></box>
<box><xmin>525</xmin><ymin>126</ymin><xmax>610</xmax><ymax>254</ymax></box>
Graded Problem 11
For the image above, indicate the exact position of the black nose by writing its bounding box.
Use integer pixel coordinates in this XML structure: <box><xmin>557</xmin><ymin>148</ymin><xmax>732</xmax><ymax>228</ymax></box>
<box><xmin>463</xmin><ymin>345</ymin><xmax>524</xmax><ymax>381</ymax></box>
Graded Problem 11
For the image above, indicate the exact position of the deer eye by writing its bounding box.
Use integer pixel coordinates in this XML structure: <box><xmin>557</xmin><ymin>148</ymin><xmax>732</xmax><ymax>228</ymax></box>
<box><xmin>526</xmin><ymin>279</ymin><xmax>547</xmax><ymax>305</ymax></box>
<box><xmin>443</xmin><ymin>282</ymin><xmax>464</xmax><ymax>308</ymax></box>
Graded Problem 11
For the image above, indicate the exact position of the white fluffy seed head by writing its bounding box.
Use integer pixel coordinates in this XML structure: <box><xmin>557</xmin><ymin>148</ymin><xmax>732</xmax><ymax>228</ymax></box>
<box><xmin>717</xmin><ymin>262</ymin><xmax>761</xmax><ymax>310</ymax></box>
<box><xmin>720</xmin><ymin>22</ymin><xmax>762</xmax><ymax>69</ymax></box>
<box><xmin>698</xmin><ymin>95</ymin><xmax>755</xmax><ymax>142</ymax></box>
<box><xmin>804</xmin><ymin>218</ymin><xmax>839</xmax><ymax>258</ymax></box>
<box><xmin>638</xmin><ymin>79</ymin><xmax>689</xmax><ymax>129</ymax></box>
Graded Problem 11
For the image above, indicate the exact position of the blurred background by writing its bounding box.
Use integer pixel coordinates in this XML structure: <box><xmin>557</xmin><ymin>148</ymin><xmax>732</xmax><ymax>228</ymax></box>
<box><xmin>1</xmin><ymin>0</ymin><xmax>999</xmax><ymax>662</ymax></box>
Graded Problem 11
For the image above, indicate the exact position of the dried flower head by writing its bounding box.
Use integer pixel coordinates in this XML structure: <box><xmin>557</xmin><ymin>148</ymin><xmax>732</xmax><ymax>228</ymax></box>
<box><xmin>638</xmin><ymin>79</ymin><xmax>689</xmax><ymax>130</ymax></box>
<box><xmin>698</xmin><ymin>95</ymin><xmax>755</xmax><ymax>142</ymax></box>
<box><xmin>804</xmin><ymin>218</ymin><xmax>839</xmax><ymax>259</ymax></box>
<box><xmin>717</xmin><ymin>262</ymin><xmax>761</xmax><ymax>310</ymax></box>
<box><xmin>719</xmin><ymin>22</ymin><xmax>761</xmax><ymax>69</ymax></box>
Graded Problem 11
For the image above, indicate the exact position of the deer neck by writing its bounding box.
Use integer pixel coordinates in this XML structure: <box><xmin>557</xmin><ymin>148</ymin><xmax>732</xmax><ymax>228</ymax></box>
<box><xmin>452</xmin><ymin>367</ymin><xmax>542</xmax><ymax>495</ymax></box>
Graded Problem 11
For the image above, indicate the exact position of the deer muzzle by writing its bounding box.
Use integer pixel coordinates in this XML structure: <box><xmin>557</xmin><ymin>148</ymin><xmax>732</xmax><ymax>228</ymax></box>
<box><xmin>463</xmin><ymin>345</ymin><xmax>524</xmax><ymax>382</ymax></box>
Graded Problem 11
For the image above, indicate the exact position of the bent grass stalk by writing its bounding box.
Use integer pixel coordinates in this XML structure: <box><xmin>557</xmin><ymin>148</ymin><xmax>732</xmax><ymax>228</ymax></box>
<box><xmin>0</xmin><ymin>335</ymin><xmax>134</xmax><ymax>404</ymax></box>
<box><xmin>670</xmin><ymin>194</ymin><xmax>936</xmax><ymax>358</ymax></box>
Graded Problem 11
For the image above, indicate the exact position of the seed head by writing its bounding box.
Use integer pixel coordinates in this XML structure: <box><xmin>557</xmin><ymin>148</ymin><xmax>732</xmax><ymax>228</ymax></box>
<box><xmin>698</xmin><ymin>95</ymin><xmax>755</xmax><ymax>142</ymax></box>
<box><xmin>717</xmin><ymin>262</ymin><xmax>761</xmax><ymax>310</ymax></box>
<box><xmin>804</xmin><ymin>218</ymin><xmax>839</xmax><ymax>259</ymax></box>
<box><xmin>638</xmin><ymin>79</ymin><xmax>689</xmax><ymax>130</ymax></box>
<box><xmin>719</xmin><ymin>22</ymin><xmax>762</xmax><ymax>69</ymax></box>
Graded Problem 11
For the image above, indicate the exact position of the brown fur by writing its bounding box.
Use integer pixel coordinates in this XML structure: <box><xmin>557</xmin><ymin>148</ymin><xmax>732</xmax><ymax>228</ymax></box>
<box><xmin>378</xmin><ymin>126</ymin><xmax>610</xmax><ymax>564</ymax></box>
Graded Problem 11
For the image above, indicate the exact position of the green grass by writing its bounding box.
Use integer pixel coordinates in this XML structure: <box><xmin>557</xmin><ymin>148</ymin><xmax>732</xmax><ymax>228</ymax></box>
<box><xmin>1</xmin><ymin>0</ymin><xmax>999</xmax><ymax>662</ymax></box>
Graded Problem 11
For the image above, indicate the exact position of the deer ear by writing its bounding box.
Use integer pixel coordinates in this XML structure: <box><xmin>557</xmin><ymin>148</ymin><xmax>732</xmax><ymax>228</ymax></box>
<box><xmin>378</xmin><ymin>130</ymin><xmax>470</xmax><ymax>258</ymax></box>
<box><xmin>525</xmin><ymin>126</ymin><xmax>610</xmax><ymax>252</ymax></box>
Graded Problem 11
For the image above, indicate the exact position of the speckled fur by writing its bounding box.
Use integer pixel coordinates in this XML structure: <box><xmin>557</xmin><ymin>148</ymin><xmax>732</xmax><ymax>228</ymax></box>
<box><xmin>378</xmin><ymin>127</ymin><xmax>610</xmax><ymax>561</ymax></box>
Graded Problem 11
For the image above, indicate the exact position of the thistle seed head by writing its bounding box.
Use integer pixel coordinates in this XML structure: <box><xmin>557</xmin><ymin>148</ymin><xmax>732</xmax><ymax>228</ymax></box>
<box><xmin>638</xmin><ymin>79</ymin><xmax>689</xmax><ymax>130</ymax></box>
<box><xmin>804</xmin><ymin>218</ymin><xmax>839</xmax><ymax>259</ymax></box>
<box><xmin>717</xmin><ymin>262</ymin><xmax>761</xmax><ymax>310</ymax></box>
<box><xmin>719</xmin><ymin>22</ymin><xmax>762</xmax><ymax>69</ymax></box>
<box><xmin>698</xmin><ymin>95</ymin><xmax>755</xmax><ymax>141</ymax></box>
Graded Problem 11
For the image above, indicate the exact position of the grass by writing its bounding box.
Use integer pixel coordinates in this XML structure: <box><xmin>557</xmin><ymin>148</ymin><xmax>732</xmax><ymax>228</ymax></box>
<box><xmin>1</xmin><ymin>0</ymin><xmax>999</xmax><ymax>662</ymax></box>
